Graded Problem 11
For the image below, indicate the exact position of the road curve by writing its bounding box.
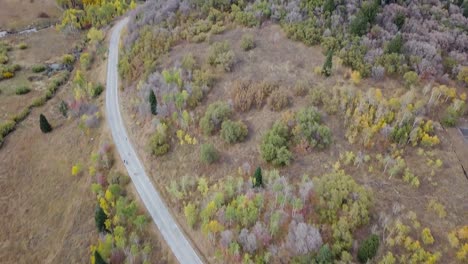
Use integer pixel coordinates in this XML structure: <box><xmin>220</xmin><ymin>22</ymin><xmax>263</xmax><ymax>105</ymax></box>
<box><xmin>105</xmin><ymin>18</ymin><xmax>203</xmax><ymax>264</ymax></box>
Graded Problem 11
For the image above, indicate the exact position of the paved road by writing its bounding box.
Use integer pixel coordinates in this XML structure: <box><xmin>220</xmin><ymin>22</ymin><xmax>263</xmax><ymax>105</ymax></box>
<box><xmin>105</xmin><ymin>18</ymin><xmax>203</xmax><ymax>264</ymax></box>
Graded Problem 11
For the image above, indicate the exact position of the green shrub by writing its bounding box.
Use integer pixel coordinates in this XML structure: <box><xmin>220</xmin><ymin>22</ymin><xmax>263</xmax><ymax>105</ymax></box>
<box><xmin>268</xmin><ymin>90</ymin><xmax>290</xmax><ymax>111</ymax></box>
<box><xmin>339</xmin><ymin>37</ymin><xmax>371</xmax><ymax>77</ymax></box>
<box><xmin>394</xmin><ymin>12</ymin><xmax>405</xmax><ymax>30</ymax></box>
<box><xmin>294</xmin><ymin>81</ymin><xmax>309</xmax><ymax>96</ymax></box>
<box><xmin>385</xmin><ymin>34</ymin><xmax>403</xmax><ymax>54</ymax></box>
<box><xmin>0</xmin><ymin>120</ymin><xmax>16</xmax><ymax>137</ymax></box>
<box><xmin>403</xmin><ymin>71</ymin><xmax>419</xmax><ymax>88</ymax></box>
<box><xmin>80</xmin><ymin>52</ymin><xmax>92</xmax><ymax>70</ymax></box>
<box><xmin>181</xmin><ymin>53</ymin><xmax>196</xmax><ymax>72</ymax></box>
<box><xmin>62</xmin><ymin>54</ymin><xmax>75</xmax><ymax>65</ymax></box>
<box><xmin>91</xmin><ymin>83</ymin><xmax>104</xmax><ymax>98</ymax></box>
<box><xmin>12</xmin><ymin>107</ymin><xmax>30</xmax><ymax>122</ymax></box>
<box><xmin>322</xmin><ymin>50</ymin><xmax>333</xmax><ymax>77</ymax></box>
<box><xmin>59</xmin><ymin>100</ymin><xmax>68</xmax><ymax>117</ymax></box>
<box><xmin>220</xmin><ymin>120</ymin><xmax>248</xmax><ymax>144</ymax></box>
<box><xmin>357</xmin><ymin>234</ymin><xmax>380</xmax><ymax>263</ymax></box>
<box><xmin>15</xmin><ymin>86</ymin><xmax>31</xmax><ymax>95</ymax></box>
<box><xmin>39</xmin><ymin>114</ymin><xmax>52</xmax><ymax>133</ymax></box>
<box><xmin>149</xmin><ymin>123</ymin><xmax>170</xmax><ymax>156</ymax></box>
<box><xmin>200</xmin><ymin>143</ymin><xmax>219</xmax><ymax>164</ymax></box>
<box><xmin>260</xmin><ymin>121</ymin><xmax>292</xmax><ymax>166</ymax></box>
<box><xmin>316</xmin><ymin>244</ymin><xmax>333</xmax><ymax>264</ymax></box>
<box><xmin>283</xmin><ymin>18</ymin><xmax>322</xmax><ymax>46</ymax></box>
<box><xmin>199</xmin><ymin>101</ymin><xmax>232</xmax><ymax>135</ymax></box>
<box><xmin>232</xmin><ymin>5</ymin><xmax>260</xmax><ymax>27</ymax></box>
<box><xmin>207</xmin><ymin>41</ymin><xmax>235</xmax><ymax>72</ymax></box>
<box><xmin>32</xmin><ymin>64</ymin><xmax>46</xmax><ymax>73</ymax></box>
<box><xmin>294</xmin><ymin>107</ymin><xmax>332</xmax><ymax>149</ymax></box>
<box><xmin>18</xmin><ymin>42</ymin><xmax>28</xmax><ymax>50</ymax></box>
<box><xmin>240</xmin><ymin>34</ymin><xmax>255</xmax><ymax>51</ymax></box>
<box><xmin>390</xmin><ymin>122</ymin><xmax>411</xmax><ymax>145</ymax></box>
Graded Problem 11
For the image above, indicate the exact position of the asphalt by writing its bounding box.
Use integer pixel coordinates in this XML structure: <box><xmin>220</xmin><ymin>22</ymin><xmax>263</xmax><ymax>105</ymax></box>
<box><xmin>105</xmin><ymin>18</ymin><xmax>203</xmax><ymax>264</ymax></box>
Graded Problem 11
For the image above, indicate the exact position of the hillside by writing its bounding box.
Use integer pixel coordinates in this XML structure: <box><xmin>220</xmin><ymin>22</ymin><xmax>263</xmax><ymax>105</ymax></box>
<box><xmin>118</xmin><ymin>0</ymin><xmax>468</xmax><ymax>263</ymax></box>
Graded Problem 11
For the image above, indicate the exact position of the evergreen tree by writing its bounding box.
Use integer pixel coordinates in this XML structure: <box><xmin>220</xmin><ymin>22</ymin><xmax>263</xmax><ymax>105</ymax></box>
<box><xmin>253</xmin><ymin>167</ymin><xmax>263</xmax><ymax>188</ymax></box>
<box><xmin>322</xmin><ymin>51</ymin><xmax>333</xmax><ymax>77</ymax></box>
<box><xmin>39</xmin><ymin>114</ymin><xmax>52</xmax><ymax>133</ymax></box>
<box><xmin>94</xmin><ymin>250</ymin><xmax>107</xmax><ymax>264</ymax></box>
<box><xmin>95</xmin><ymin>205</ymin><xmax>107</xmax><ymax>233</ymax></box>
<box><xmin>149</xmin><ymin>89</ymin><xmax>157</xmax><ymax>115</ymax></box>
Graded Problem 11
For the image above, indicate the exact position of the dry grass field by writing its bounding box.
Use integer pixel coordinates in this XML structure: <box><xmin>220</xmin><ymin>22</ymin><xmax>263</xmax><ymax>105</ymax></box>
<box><xmin>0</xmin><ymin>0</ymin><xmax>61</xmax><ymax>31</ymax></box>
<box><xmin>121</xmin><ymin>23</ymin><xmax>468</xmax><ymax>262</ymax></box>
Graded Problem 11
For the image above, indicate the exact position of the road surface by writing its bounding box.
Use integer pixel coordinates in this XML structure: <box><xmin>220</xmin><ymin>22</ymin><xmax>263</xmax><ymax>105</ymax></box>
<box><xmin>105</xmin><ymin>18</ymin><xmax>203</xmax><ymax>264</ymax></box>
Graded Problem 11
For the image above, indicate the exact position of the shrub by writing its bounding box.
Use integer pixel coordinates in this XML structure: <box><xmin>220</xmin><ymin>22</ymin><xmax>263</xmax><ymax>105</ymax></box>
<box><xmin>39</xmin><ymin>114</ymin><xmax>52</xmax><ymax>133</ymax></box>
<box><xmin>15</xmin><ymin>86</ymin><xmax>31</xmax><ymax>95</ymax></box>
<box><xmin>62</xmin><ymin>54</ymin><xmax>75</xmax><ymax>65</ymax></box>
<box><xmin>260</xmin><ymin>121</ymin><xmax>292</xmax><ymax>166</ymax></box>
<box><xmin>422</xmin><ymin>228</ymin><xmax>435</xmax><ymax>245</ymax></box>
<box><xmin>240</xmin><ymin>34</ymin><xmax>255</xmax><ymax>51</ymax></box>
<box><xmin>385</xmin><ymin>34</ymin><xmax>403</xmax><ymax>54</ymax></box>
<box><xmin>59</xmin><ymin>100</ymin><xmax>68</xmax><ymax>117</ymax></box>
<box><xmin>12</xmin><ymin>107</ymin><xmax>30</xmax><ymax>122</ymax></box>
<box><xmin>91</xmin><ymin>84</ymin><xmax>104</xmax><ymax>98</ymax></box>
<box><xmin>207</xmin><ymin>41</ymin><xmax>235</xmax><ymax>72</ymax></box>
<box><xmin>199</xmin><ymin>101</ymin><xmax>231</xmax><ymax>135</ymax></box>
<box><xmin>80</xmin><ymin>52</ymin><xmax>92</xmax><ymax>70</ymax></box>
<box><xmin>268</xmin><ymin>90</ymin><xmax>290</xmax><ymax>111</ymax></box>
<box><xmin>149</xmin><ymin>123</ymin><xmax>170</xmax><ymax>156</ymax></box>
<box><xmin>32</xmin><ymin>64</ymin><xmax>46</xmax><ymax>73</ymax></box>
<box><xmin>200</xmin><ymin>143</ymin><xmax>219</xmax><ymax>164</ymax></box>
<box><xmin>322</xmin><ymin>51</ymin><xmax>333</xmax><ymax>77</ymax></box>
<box><xmin>181</xmin><ymin>53</ymin><xmax>196</xmax><ymax>72</ymax></box>
<box><xmin>357</xmin><ymin>234</ymin><xmax>380</xmax><ymax>263</ymax></box>
<box><xmin>458</xmin><ymin>66</ymin><xmax>468</xmax><ymax>86</ymax></box>
<box><xmin>351</xmin><ymin>71</ymin><xmax>361</xmax><ymax>85</ymax></box>
<box><xmin>149</xmin><ymin>89</ymin><xmax>157</xmax><ymax>115</ymax></box>
<box><xmin>316</xmin><ymin>244</ymin><xmax>333</xmax><ymax>263</ymax></box>
<box><xmin>293</xmin><ymin>81</ymin><xmax>309</xmax><ymax>96</ymax></box>
<box><xmin>283</xmin><ymin>19</ymin><xmax>322</xmax><ymax>46</ymax></box>
<box><xmin>18</xmin><ymin>42</ymin><xmax>28</xmax><ymax>50</ymax></box>
<box><xmin>403</xmin><ymin>71</ymin><xmax>419</xmax><ymax>88</ymax></box>
<box><xmin>0</xmin><ymin>120</ymin><xmax>15</xmax><ymax>137</ymax></box>
<box><xmin>220</xmin><ymin>120</ymin><xmax>248</xmax><ymax>144</ymax></box>
<box><xmin>294</xmin><ymin>107</ymin><xmax>332</xmax><ymax>149</ymax></box>
<box><xmin>231</xmin><ymin>80</ymin><xmax>277</xmax><ymax>112</ymax></box>
<box><xmin>394</xmin><ymin>12</ymin><xmax>405</xmax><ymax>30</ymax></box>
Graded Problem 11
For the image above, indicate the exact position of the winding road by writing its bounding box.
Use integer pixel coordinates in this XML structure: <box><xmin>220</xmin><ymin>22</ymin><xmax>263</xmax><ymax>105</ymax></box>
<box><xmin>105</xmin><ymin>18</ymin><xmax>203</xmax><ymax>264</ymax></box>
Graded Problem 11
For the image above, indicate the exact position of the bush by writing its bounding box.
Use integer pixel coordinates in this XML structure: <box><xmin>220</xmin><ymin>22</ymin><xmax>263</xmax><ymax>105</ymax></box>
<box><xmin>207</xmin><ymin>41</ymin><xmax>235</xmax><ymax>72</ymax></box>
<box><xmin>268</xmin><ymin>90</ymin><xmax>290</xmax><ymax>111</ymax></box>
<box><xmin>80</xmin><ymin>52</ymin><xmax>92</xmax><ymax>70</ymax></box>
<box><xmin>240</xmin><ymin>34</ymin><xmax>255</xmax><ymax>51</ymax></box>
<box><xmin>351</xmin><ymin>71</ymin><xmax>361</xmax><ymax>85</ymax></box>
<box><xmin>32</xmin><ymin>64</ymin><xmax>46</xmax><ymax>73</ymax></box>
<box><xmin>458</xmin><ymin>66</ymin><xmax>468</xmax><ymax>86</ymax></box>
<box><xmin>39</xmin><ymin>114</ymin><xmax>52</xmax><ymax>133</ymax></box>
<box><xmin>294</xmin><ymin>107</ymin><xmax>332</xmax><ymax>149</ymax></box>
<box><xmin>403</xmin><ymin>71</ymin><xmax>419</xmax><ymax>88</ymax></box>
<box><xmin>200</xmin><ymin>143</ymin><xmax>219</xmax><ymax>164</ymax></box>
<box><xmin>220</xmin><ymin>120</ymin><xmax>248</xmax><ymax>144</ymax></box>
<box><xmin>199</xmin><ymin>101</ymin><xmax>232</xmax><ymax>135</ymax></box>
<box><xmin>181</xmin><ymin>53</ymin><xmax>196</xmax><ymax>72</ymax></box>
<box><xmin>283</xmin><ymin>19</ymin><xmax>322</xmax><ymax>46</ymax></box>
<box><xmin>62</xmin><ymin>54</ymin><xmax>75</xmax><ymax>65</ymax></box>
<box><xmin>394</xmin><ymin>12</ymin><xmax>405</xmax><ymax>30</ymax></box>
<box><xmin>293</xmin><ymin>81</ymin><xmax>309</xmax><ymax>96</ymax></box>
<box><xmin>149</xmin><ymin>123</ymin><xmax>170</xmax><ymax>156</ymax></box>
<box><xmin>260</xmin><ymin>121</ymin><xmax>292</xmax><ymax>166</ymax></box>
<box><xmin>322</xmin><ymin>51</ymin><xmax>333</xmax><ymax>77</ymax></box>
<box><xmin>357</xmin><ymin>234</ymin><xmax>380</xmax><ymax>263</ymax></box>
<box><xmin>15</xmin><ymin>86</ymin><xmax>31</xmax><ymax>95</ymax></box>
<box><xmin>385</xmin><ymin>34</ymin><xmax>403</xmax><ymax>54</ymax></box>
<box><xmin>91</xmin><ymin>83</ymin><xmax>104</xmax><ymax>98</ymax></box>
<box><xmin>18</xmin><ymin>42</ymin><xmax>28</xmax><ymax>50</ymax></box>
<box><xmin>231</xmin><ymin>80</ymin><xmax>277</xmax><ymax>112</ymax></box>
<box><xmin>0</xmin><ymin>120</ymin><xmax>15</xmax><ymax>137</ymax></box>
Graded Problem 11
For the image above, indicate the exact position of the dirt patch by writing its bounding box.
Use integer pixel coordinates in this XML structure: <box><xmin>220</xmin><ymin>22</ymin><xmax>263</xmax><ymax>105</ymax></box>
<box><xmin>0</xmin><ymin>0</ymin><xmax>61</xmax><ymax>31</ymax></box>
<box><xmin>122</xmin><ymin>23</ymin><xmax>468</xmax><ymax>262</ymax></box>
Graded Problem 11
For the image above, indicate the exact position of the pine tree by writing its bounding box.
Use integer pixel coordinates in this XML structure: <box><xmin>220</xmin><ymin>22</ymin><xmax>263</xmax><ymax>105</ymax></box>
<box><xmin>149</xmin><ymin>89</ymin><xmax>157</xmax><ymax>115</ymax></box>
<box><xmin>322</xmin><ymin>51</ymin><xmax>333</xmax><ymax>77</ymax></box>
<box><xmin>94</xmin><ymin>250</ymin><xmax>107</xmax><ymax>264</ymax></box>
<box><xmin>95</xmin><ymin>205</ymin><xmax>107</xmax><ymax>233</ymax></box>
<box><xmin>39</xmin><ymin>114</ymin><xmax>52</xmax><ymax>133</ymax></box>
<box><xmin>253</xmin><ymin>167</ymin><xmax>263</xmax><ymax>188</ymax></box>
